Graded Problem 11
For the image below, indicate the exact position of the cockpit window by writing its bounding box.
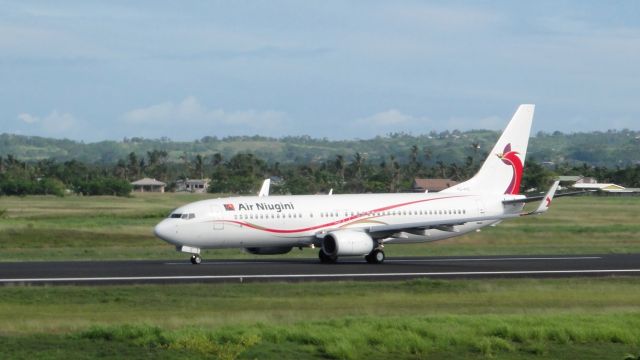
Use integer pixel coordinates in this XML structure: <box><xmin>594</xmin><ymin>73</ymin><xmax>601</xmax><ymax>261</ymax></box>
<box><xmin>170</xmin><ymin>212</ymin><xmax>195</xmax><ymax>219</ymax></box>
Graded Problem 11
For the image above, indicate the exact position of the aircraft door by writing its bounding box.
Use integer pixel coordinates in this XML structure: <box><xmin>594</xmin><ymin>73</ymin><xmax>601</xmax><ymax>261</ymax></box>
<box><xmin>211</xmin><ymin>209</ymin><xmax>224</xmax><ymax>230</ymax></box>
<box><xmin>475</xmin><ymin>199</ymin><xmax>486</xmax><ymax>216</ymax></box>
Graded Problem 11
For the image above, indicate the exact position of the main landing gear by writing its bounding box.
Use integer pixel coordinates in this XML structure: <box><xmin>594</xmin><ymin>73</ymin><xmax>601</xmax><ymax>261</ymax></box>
<box><xmin>318</xmin><ymin>250</ymin><xmax>337</xmax><ymax>264</ymax></box>
<box><xmin>318</xmin><ymin>248</ymin><xmax>386</xmax><ymax>264</ymax></box>
<box><xmin>190</xmin><ymin>254</ymin><xmax>202</xmax><ymax>265</ymax></box>
<box><xmin>365</xmin><ymin>249</ymin><xmax>385</xmax><ymax>264</ymax></box>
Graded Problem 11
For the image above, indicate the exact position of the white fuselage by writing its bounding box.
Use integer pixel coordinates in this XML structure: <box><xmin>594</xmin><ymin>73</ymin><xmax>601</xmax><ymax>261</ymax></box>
<box><xmin>154</xmin><ymin>192</ymin><xmax>524</xmax><ymax>250</ymax></box>
<box><xmin>154</xmin><ymin>104</ymin><xmax>537</xmax><ymax>262</ymax></box>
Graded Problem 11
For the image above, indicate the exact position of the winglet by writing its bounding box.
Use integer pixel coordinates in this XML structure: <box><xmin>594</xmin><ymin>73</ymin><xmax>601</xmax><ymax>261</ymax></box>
<box><xmin>328</xmin><ymin>188</ymin><xmax>333</xmax><ymax>195</ymax></box>
<box><xmin>258</xmin><ymin>179</ymin><xmax>270</xmax><ymax>197</ymax></box>
<box><xmin>526</xmin><ymin>180</ymin><xmax>560</xmax><ymax>215</ymax></box>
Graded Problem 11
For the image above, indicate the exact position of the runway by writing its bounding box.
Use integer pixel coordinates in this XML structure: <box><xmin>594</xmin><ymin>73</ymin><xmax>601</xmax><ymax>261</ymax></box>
<box><xmin>1</xmin><ymin>254</ymin><xmax>639</xmax><ymax>285</ymax></box>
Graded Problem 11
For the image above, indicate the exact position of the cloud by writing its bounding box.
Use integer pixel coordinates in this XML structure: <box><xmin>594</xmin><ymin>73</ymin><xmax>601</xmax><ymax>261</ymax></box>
<box><xmin>122</xmin><ymin>97</ymin><xmax>289</xmax><ymax>137</ymax></box>
<box><xmin>348</xmin><ymin>110</ymin><xmax>513</xmax><ymax>139</ymax></box>
<box><xmin>17</xmin><ymin>110</ymin><xmax>77</xmax><ymax>133</ymax></box>
<box><xmin>17</xmin><ymin>113</ymin><xmax>38</xmax><ymax>124</ymax></box>
<box><xmin>355</xmin><ymin>109</ymin><xmax>425</xmax><ymax>127</ymax></box>
<box><xmin>344</xmin><ymin>109</ymin><xmax>434</xmax><ymax>138</ymax></box>
<box><xmin>446</xmin><ymin>115</ymin><xmax>505</xmax><ymax>131</ymax></box>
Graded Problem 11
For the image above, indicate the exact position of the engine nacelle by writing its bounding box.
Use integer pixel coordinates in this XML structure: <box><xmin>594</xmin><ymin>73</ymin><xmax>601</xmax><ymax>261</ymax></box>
<box><xmin>244</xmin><ymin>246</ymin><xmax>293</xmax><ymax>255</ymax></box>
<box><xmin>322</xmin><ymin>230</ymin><xmax>374</xmax><ymax>257</ymax></box>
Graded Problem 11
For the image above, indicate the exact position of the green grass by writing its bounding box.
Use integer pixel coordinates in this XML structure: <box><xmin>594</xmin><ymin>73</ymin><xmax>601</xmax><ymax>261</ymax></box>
<box><xmin>0</xmin><ymin>194</ymin><xmax>639</xmax><ymax>261</ymax></box>
<box><xmin>0</xmin><ymin>278</ymin><xmax>639</xmax><ymax>359</ymax></box>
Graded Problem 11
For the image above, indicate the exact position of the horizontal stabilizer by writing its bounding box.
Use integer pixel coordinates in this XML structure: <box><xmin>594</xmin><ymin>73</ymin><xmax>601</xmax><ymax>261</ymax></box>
<box><xmin>512</xmin><ymin>181</ymin><xmax>563</xmax><ymax>216</ymax></box>
<box><xmin>503</xmin><ymin>189</ymin><xmax>591</xmax><ymax>205</ymax></box>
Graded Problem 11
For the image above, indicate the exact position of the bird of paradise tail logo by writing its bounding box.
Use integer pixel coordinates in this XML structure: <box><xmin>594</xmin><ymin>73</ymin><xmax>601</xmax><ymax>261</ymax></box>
<box><xmin>497</xmin><ymin>143</ymin><xmax>523</xmax><ymax>195</ymax></box>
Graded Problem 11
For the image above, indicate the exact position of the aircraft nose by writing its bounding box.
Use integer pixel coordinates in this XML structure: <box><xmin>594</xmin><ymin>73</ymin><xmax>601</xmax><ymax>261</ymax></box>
<box><xmin>154</xmin><ymin>219</ymin><xmax>179</xmax><ymax>244</ymax></box>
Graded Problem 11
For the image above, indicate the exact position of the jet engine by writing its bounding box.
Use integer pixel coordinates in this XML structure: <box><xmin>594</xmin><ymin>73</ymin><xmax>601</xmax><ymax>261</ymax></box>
<box><xmin>322</xmin><ymin>230</ymin><xmax>375</xmax><ymax>257</ymax></box>
<box><xmin>244</xmin><ymin>246</ymin><xmax>293</xmax><ymax>255</ymax></box>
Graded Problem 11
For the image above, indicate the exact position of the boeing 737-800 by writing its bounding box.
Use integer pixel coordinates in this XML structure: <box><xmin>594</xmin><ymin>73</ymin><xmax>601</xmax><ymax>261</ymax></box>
<box><xmin>155</xmin><ymin>104</ymin><xmax>560</xmax><ymax>264</ymax></box>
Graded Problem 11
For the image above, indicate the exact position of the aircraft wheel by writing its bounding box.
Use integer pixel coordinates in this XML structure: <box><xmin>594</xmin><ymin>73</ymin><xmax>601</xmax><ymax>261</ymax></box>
<box><xmin>319</xmin><ymin>250</ymin><xmax>337</xmax><ymax>264</ymax></box>
<box><xmin>368</xmin><ymin>249</ymin><xmax>385</xmax><ymax>264</ymax></box>
<box><xmin>190</xmin><ymin>254</ymin><xmax>202</xmax><ymax>265</ymax></box>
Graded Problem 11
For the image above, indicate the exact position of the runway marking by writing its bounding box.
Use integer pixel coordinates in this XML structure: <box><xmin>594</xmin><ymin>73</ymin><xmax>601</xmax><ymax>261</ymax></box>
<box><xmin>164</xmin><ymin>256</ymin><xmax>601</xmax><ymax>266</ymax></box>
<box><xmin>2</xmin><ymin>268</ymin><xmax>640</xmax><ymax>284</ymax></box>
<box><xmin>164</xmin><ymin>261</ymin><xmax>279</xmax><ymax>265</ymax></box>
<box><xmin>387</xmin><ymin>256</ymin><xmax>602</xmax><ymax>263</ymax></box>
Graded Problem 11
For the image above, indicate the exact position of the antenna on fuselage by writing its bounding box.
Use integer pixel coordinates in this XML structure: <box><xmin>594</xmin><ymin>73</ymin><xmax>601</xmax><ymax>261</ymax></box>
<box><xmin>258</xmin><ymin>179</ymin><xmax>270</xmax><ymax>197</ymax></box>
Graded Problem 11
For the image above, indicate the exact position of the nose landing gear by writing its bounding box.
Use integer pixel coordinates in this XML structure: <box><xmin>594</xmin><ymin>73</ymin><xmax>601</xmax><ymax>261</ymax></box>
<box><xmin>190</xmin><ymin>254</ymin><xmax>202</xmax><ymax>265</ymax></box>
<box><xmin>176</xmin><ymin>246</ymin><xmax>202</xmax><ymax>265</ymax></box>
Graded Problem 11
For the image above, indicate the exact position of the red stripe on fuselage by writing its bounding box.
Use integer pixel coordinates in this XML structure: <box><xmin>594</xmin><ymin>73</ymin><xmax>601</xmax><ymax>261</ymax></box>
<box><xmin>216</xmin><ymin>195</ymin><xmax>470</xmax><ymax>234</ymax></box>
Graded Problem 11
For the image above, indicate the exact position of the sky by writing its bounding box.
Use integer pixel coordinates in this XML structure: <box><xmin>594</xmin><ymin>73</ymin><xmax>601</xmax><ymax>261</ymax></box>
<box><xmin>1</xmin><ymin>1</ymin><xmax>639</xmax><ymax>141</ymax></box>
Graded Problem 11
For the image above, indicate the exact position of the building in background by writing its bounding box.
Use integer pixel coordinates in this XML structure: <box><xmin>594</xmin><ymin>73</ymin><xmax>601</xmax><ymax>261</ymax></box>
<box><xmin>176</xmin><ymin>178</ymin><xmax>210</xmax><ymax>193</ymax></box>
<box><xmin>412</xmin><ymin>178</ymin><xmax>459</xmax><ymax>193</ymax></box>
<box><xmin>131</xmin><ymin>178</ymin><xmax>166</xmax><ymax>193</ymax></box>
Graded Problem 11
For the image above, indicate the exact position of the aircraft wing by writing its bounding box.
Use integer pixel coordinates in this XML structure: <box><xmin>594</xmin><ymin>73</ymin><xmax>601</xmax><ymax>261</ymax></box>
<box><xmin>363</xmin><ymin>213</ymin><xmax>520</xmax><ymax>239</ymax></box>
<box><xmin>362</xmin><ymin>181</ymin><xmax>573</xmax><ymax>238</ymax></box>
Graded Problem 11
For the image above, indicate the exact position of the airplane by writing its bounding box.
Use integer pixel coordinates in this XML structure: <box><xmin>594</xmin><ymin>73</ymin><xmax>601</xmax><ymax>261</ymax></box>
<box><xmin>154</xmin><ymin>104</ymin><xmax>562</xmax><ymax>265</ymax></box>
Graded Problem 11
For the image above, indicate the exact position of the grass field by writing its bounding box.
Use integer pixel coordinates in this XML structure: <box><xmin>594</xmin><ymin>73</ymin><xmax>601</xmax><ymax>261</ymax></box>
<box><xmin>1</xmin><ymin>278</ymin><xmax>640</xmax><ymax>359</ymax></box>
<box><xmin>0</xmin><ymin>194</ymin><xmax>639</xmax><ymax>261</ymax></box>
<box><xmin>0</xmin><ymin>194</ymin><xmax>639</xmax><ymax>359</ymax></box>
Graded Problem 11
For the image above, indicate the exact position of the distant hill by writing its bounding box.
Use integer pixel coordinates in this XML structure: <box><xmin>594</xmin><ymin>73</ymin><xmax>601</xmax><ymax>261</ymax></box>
<box><xmin>2</xmin><ymin>130</ymin><xmax>640</xmax><ymax>166</ymax></box>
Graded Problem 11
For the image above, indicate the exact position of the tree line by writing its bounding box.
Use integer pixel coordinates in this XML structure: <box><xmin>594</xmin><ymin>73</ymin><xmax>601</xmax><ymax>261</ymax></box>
<box><xmin>1</xmin><ymin>147</ymin><xmax>640</xmax><ymax>197</ymax></box>
<box><xmin>3</xmin><ymin>129</ymin><xmax>640</xmax><ymax>167</ymax></box>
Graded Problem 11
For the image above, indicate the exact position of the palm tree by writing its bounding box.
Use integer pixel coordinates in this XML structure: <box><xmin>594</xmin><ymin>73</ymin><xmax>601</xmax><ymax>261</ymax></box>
<box><xmin>193</xmin><ymin>154</ymin><xmax>204</xmax><ymax>179</ymax></box>
<box><xmin>352</xmin><ymin>152</ymin><xmax>364</xmax><ymax>179</ymax></box>
<box><xmin>335</xmin><ymin>155</ymin><xmax>345</xmax><ymax>183</ymax></box>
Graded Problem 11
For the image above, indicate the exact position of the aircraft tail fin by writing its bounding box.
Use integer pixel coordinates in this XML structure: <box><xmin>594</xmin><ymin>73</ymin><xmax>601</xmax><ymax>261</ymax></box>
<box><xmin>442</xmin><ymin>104</ymin><xmax>535</xmax><ymax>195</ymax></box>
